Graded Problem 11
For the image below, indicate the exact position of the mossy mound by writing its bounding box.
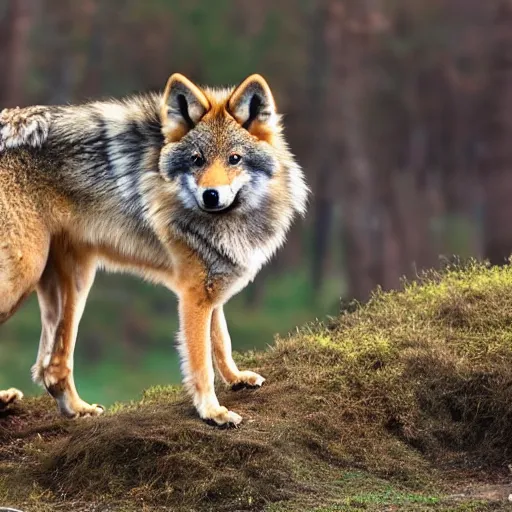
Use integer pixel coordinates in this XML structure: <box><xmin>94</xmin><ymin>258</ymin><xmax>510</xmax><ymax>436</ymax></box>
<box><xmin>2</xmin><ymin>262</ymin><xmax>512</xmax><ymax>511</ymax></box>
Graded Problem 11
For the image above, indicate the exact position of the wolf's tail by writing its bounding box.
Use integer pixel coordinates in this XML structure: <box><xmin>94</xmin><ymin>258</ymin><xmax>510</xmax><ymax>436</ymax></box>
<box><xmin>0</xmin><ymin>105</ymin><xmax>51</xmax><ymax>152</ymax></box>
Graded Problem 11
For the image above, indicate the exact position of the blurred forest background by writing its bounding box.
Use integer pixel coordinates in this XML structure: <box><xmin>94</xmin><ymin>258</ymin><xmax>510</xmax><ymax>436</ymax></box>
<box><xmin>1</xmin><ymin>0</ymin><xmax>512</xmax><ymax>404</ymax></box>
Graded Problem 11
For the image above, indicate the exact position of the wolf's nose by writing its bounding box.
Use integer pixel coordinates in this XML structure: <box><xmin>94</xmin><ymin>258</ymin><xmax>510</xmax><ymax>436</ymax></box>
<box><xmin>203</xmin><ymin>189</ymin><xmax>220</xmax><ymax>209</ymax></box>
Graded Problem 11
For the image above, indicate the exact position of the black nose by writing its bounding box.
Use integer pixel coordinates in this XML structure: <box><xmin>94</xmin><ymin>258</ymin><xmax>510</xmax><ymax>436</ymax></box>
<box><xmin>202</xmin><ymin>189</ymin><xmax>220</xmax><ymax>209</ymax></box>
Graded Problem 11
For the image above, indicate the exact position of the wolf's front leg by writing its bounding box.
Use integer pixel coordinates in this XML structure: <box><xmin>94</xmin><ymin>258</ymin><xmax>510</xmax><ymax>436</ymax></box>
<box><xmin>178</xmin><ymin>295</ymin><xmax>242</xmax><ymax>426</ymax></box>
<box><xmin>211</xmin><ymin>306</ymin><xmax>265</xmax><ymax>390</ymax></box>
<box><xmin>32</xmin><ymin>239</ymin><xmax>103</xmax><ymax>418</ymax></box>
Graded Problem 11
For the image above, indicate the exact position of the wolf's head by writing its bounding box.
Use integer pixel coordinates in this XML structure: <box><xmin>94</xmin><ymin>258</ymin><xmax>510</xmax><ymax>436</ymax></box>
<box><xmin>158</xmin><ymin>74</ymin><xmax>307</xmax><ymax>217</ymax></box>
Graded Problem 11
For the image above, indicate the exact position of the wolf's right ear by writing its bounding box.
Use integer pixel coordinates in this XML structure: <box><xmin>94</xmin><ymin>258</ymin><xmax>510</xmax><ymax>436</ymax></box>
<box><xmin>160</xmin><ymin>74</ymin><xmax>210</xmax><ymax>142</ymax></box>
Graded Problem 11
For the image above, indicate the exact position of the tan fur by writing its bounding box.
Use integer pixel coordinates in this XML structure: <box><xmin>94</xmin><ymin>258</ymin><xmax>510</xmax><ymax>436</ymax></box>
<box><xmin>0</xmin><ymin>74</ymin><xmax>308</xmax><ymax>425</ymax></box>
<box><xmin>211</xmin><ymin>306</ymin><xmax>264</xmax><ymax>388</ymax></box>
<box><xmin>197</xmin><ymin>160</ymin><xmax>240</xmax><ymax>188</ymax></box>
<box><xmin>0</xmin><ymin>161</ymin><xmax>52</xmax><ymax>319</ymax></box>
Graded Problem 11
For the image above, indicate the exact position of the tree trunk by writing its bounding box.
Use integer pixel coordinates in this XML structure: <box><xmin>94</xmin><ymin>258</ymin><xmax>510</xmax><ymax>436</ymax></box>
<box><xmin>308</xmin><ymin>1</ymin><xmax>334</xmax><ymax>293</ymax></box>
<box><xmin>82</xmin><ymin>0</ymin><xmax>104</xmax><ymax>99</ymax></box>
<box><xmin>480</xmin><ymin>0</ymin><xmax>512</xmax><ymax>264</ymax></box>
<box><xmin>2</xmin><ymin>0</ymin><xmax>35</xmax><ymax>107</ymax></box>
<box><xmin>325</xmin><ymin>0</ymin><xmax>381</xmax><ymax>301</ymax></box>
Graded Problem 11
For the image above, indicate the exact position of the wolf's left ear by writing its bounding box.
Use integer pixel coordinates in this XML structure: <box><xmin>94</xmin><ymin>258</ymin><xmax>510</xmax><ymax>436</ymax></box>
<box><xmin>228</xmin><ymin>74</ymin><xmax>278</xmax><ymax>141</ymax></box>
<box><xmin>161</xmin><ymin>73</ymin><xmax>210</xmax><ymax>142</ymax></box>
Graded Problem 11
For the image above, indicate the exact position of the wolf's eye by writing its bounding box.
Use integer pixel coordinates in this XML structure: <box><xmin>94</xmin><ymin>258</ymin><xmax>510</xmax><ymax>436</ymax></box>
<box><xmin>229</xmin><ymin>153</ymin><xmax>242</xmax><ymax>165</ymax></box>
<box><xmin>191</xmin><ymin>153</ymin><xmax>205</xmax><ymax>167</ymax></box>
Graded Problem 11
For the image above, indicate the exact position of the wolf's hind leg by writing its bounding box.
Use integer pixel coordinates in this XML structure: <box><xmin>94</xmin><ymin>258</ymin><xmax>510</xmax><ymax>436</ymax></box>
<box><xmin>0</xmin><ymin>202</ymin><xmax>50</xmax><ymax>412</ymax></box>
<box><xmin>0</xmin><ymin>388</ymin><xmax>23</xmax><ymax>408</ymax></box>
<box><xmin>211</xmin><ymin>306</ymin><xmax>265</xmax><ymax>390</ymax></box>
<box><xmin>32</xmin><ymin>238</ymin><xmax>103</xmax><ymax>418</ymax></box>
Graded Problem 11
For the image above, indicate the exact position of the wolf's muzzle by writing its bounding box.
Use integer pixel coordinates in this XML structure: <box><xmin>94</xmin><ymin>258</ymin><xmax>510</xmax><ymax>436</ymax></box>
<box><xmin>197</xmin><ymin>184</ymin><xmax>239</xmax><ymax>213</ymax></box>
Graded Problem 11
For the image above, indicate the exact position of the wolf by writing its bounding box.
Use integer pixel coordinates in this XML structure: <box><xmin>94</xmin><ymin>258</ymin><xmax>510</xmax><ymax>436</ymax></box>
<box><xmin>0</xmin><ymin>74</ymin><xmax>308</xmax><ymax>426</ymax></box>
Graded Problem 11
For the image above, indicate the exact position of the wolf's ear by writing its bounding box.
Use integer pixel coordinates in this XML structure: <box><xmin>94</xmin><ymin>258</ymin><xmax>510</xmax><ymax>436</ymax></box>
<box><xmin>228</xmin><ymin>74</ymin><xmax>278</xmax><ymax>141</ymax></box>
<box><xmin>160</xmin><ymin>74</ymin><xmax>210</xmax><ymax>142</ymax></box>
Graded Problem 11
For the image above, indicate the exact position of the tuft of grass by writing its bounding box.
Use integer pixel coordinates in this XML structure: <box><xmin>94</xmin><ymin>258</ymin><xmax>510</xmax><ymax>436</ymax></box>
<box><xmin>2</xmin><ymin>261</ymin><xmax>512</xmax><ymax>511</ymax></box>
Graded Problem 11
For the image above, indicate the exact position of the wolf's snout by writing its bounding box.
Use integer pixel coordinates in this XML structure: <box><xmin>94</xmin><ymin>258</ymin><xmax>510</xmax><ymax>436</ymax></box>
<box><xmin>203</xmin><ymin>189</ymin><xmax>220</xmax><ymax>210</ymax></box>
<box><xmin>196</xmin><ymin>184</ymin><xmax>239</xmax><ymax>212</ymax></box>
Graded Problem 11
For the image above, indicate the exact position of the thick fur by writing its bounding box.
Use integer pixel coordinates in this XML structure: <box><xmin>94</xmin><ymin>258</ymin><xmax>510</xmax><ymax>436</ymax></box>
<box><xmin>0</xmin><ymin>106</ymin><xmax>51</xmax><ymax>151</ymax></box>
<box><xmin>0</xmin><ymin>74</ymin><xmax>308</xmax><ymax>425</ymax></box>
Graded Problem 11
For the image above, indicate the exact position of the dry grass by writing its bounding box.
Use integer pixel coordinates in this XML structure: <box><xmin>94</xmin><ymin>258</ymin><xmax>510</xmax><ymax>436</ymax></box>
<box><xmin>2</xmin><ymin>261</ymin><xmax>512</xmax><ymax>511</ymax></box>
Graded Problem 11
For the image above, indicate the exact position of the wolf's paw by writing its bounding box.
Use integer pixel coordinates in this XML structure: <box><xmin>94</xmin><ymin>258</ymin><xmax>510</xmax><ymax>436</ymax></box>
<box><xmin>200</xmin><ymin>404</ymin><xmax>243</xmax><ymax>428</ymax></box>
<box><xmin>231</xmin><ymin>371</ymin><xmax>266</xmax><ymax>391</ymax></box>
<box><xmin>71</xmin><ymin>401</ymin><xmax>105</xmax><ymax>419</ymax></box>
<box><xmin>58</xmin><ymin>397</ymin><xmax>105</xmax><ymax>419</ymax></box>
<box><xmin>0</xmin><ymin>388</ymin><xmax>23</xmax><ymax>408</ymax></box>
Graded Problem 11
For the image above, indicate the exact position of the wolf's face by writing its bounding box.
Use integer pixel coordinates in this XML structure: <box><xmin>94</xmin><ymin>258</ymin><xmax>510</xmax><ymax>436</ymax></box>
<box><xmin>158</xmin><ymin>74</ymin><xmax>282</xmax><ymax>215</ymax></box>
